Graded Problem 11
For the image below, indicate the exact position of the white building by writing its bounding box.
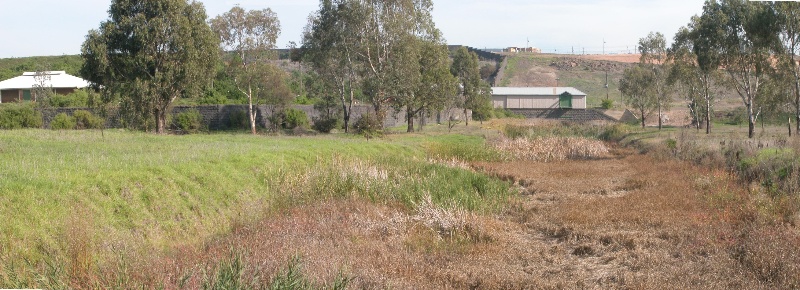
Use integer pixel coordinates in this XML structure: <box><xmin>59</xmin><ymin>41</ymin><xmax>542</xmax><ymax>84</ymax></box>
<box><xmin>0</xmin><ymin>71</ymin><xmax>90</xmax><ymax>103</ymax></box>
<box><xmin>491</xmin><ymin>87</ymin><xmax>587</xmax><ymax>110</ymax></box>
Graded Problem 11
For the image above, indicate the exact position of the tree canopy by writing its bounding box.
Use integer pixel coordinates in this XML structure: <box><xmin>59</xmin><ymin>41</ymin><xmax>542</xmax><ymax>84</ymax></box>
<box><xmin>80</xmin><ymin>0</ymin><xmax>219</xmax><ymax>133</ymax></box>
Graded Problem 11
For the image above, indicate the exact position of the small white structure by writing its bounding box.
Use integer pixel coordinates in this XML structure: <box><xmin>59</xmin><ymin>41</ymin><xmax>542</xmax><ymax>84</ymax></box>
<box><xmin>491</xmin><ymin>87</ymin><xmax>587</xmax><ymax>109</ymax></box>
<box><xmin>0</xmin><ymin>71</ymin><xmax>90</xmax><ymax>103</ymax></box>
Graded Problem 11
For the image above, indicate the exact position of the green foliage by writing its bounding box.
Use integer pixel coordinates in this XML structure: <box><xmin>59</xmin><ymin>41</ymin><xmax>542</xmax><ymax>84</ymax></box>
<box><xmin>0</xmin><ymin>55</ymin><xmax>83</xmax><ymax>81</ymax></box>
<box><xmin>50</xmin><ymin>113</ymin><xmax>76</xmax><ymax>130</ymax></box>
<box><xmin>489</xmin><ymin>108</ymin><xmax>524</xmax><ymax>119</ymax></box>
<box><xmin>72</xmin><ymin>110</ymin><xmax>104</xmax><ymax>129</ymax></box>
<box><xmin>173</xmin><ymin>110</ymin><xmax>203</xmax><ymax>134</ymax></box>
<box><xmin>620</xmin><ymin>64</ymin><xmax>657</xmax><ymax>127</ymax></box>
<box><xmin>353</xmin><ymin>113</ymin><xmax>382</xmax><ymax>139</ymax></box>
<box><xmin>601</xmin><ymin>99</ymin><xmax>614</xmax><ymax>109</ymax></box>
<box><xmin>0</xmin><ymin>104</ymin><xmax>43</xmax><ymax>129</ymax></box>
<box><xmin>228</xmin><ymin>109</ymin><xmax>249</xmax><ymax>130</ymax></box>
<box><xmin>267</xmin><ymin>255</ymin><xmax>312</xmax><ymax>290</ymax></box>
<box><xmin>503</xmin><ymin>124</ymin><xmax>530</xmax><ymax>139</ymax></box>
<box><xmin>282</xmin><ymin>108</ymin><xmax>309</xmax><ymax>130</ymax></box>
<box><xmin>81</xmin><ymin>0</ymin><xmax>219</xmax><ymax>133</ymax></box>
<box><xmin>312</xmin><ymin>116</ymin><xmax>341</xmax><ymax>133</ymax></box>
<box><xmin>47</xmin><ymin>90</ymin><xmax>91</xmax><ymax>108</ymax></box>
<box><xmin>0</xmin><ymin>130</ymin><xmax>513</xmax><ymax>285</ymax></box>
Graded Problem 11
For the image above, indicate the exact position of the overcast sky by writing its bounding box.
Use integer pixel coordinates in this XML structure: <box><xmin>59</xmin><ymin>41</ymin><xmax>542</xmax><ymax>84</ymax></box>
<box><xmin>0</xmin><ymin>0</ymin><xmax>705</xmax><ymax>58</ymax></box>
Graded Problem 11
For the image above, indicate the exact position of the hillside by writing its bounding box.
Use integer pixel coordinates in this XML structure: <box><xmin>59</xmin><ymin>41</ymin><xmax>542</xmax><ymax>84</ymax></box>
<box><xmin>494</xmin><ymin>52</ymin><xmax>747</xmax><ymax>126</ymax></box>
<box><xmin>0</xmin><ymin>55</ymin><xmax>83</xmax><ymax>81</ymax></box>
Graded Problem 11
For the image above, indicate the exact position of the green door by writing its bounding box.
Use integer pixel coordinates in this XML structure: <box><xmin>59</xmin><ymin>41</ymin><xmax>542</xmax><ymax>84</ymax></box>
<box><xmin>559</xmin><ymin>92</ymin><xmax>572</xmax><ymax>108</ymax></box>
<box><xmin>22</xmin><ymin>90</ymin><xmax>32</xmax><ymax>102</ymax></box>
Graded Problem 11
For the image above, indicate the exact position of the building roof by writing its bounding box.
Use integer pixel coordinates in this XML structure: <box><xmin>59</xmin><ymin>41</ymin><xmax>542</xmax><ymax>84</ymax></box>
<box><xmin>492</xmin><ymin>87</ymin><xmax>587</xmax><ymax>96</ymax></box>
<box><xmin>0</xmin><ymin>71</ymin><xmax>90</xmax><ymax>90</ymax></box>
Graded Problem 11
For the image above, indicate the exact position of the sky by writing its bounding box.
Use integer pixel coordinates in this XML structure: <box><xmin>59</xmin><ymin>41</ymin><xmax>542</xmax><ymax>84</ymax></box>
<box><xmin>0</xmin><ymin>0</ymin><xmax>706</xmax><ymax>58</ymax></box>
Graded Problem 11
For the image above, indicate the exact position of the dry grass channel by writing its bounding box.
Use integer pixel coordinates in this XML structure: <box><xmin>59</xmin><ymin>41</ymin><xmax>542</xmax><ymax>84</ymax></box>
<box><xmin>132</xmin><ymin>145</ymin><xmax>799</xmax><ymax>289</ymax></box>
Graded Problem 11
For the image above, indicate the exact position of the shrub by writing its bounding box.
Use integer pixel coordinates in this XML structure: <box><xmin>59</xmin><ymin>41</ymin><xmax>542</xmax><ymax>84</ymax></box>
<box><xmin>312</xmin><ymin>116</ymin><xmax>341</xmax><ymax>133</ymax></box>
<box><xmin>228</xmin><ymin>109</ymin><xmax>249</xmax><ymax>130</ymax></box>
<box><xmin>502</xmin><ymin>124</ymin><xmax>531</xmax><ymax>139</ymax></box>
<box><xmin>353</xmin><ymin>113</ymin><xmax>382</xmax><ymax>139</ymax></box>
<box><xmin>0</xmin><ymin>104</ymin><xmax>43</xmax><ymax>129</ymax></box>
<box><xmin>50</xmin><ymin>113</ymin><xmax>76</xmax><ymax>130</ymax></box>
<box><xmin>599</xmin><ymin>123</ymin><xmax>628</xmax><ymax>141</ymax></box>
<box><xmin>48</xmin><ymin>90</ymin><xmax>89</xmax><ymax>108</ymax></box>
<box><xmin>283</xmin><ymin>108</ymin><xmax>309</xmax><ymax>130</ymax></box>
<box><xmin>601</xmin><ymin>99</ymin><xmax>614</xmax><ymax>109</ymax></box>
<box><xmin>173</xmin><ymin>109</ymin><xmax>202</xmax><ymax>134</ymax></box>
<box><xmin>72</xmin><ymin>110</ymin><xmax>104</xmax><ymax>129</ymax></box>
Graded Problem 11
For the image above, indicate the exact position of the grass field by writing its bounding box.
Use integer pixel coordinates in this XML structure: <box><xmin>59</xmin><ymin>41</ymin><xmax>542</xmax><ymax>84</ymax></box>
<box><xmin>0</xmin><ymin>126</ymin><xmax>514</xmax><ymax>288</ymax></box>
<box><xmin>1</xmin><ymin>120</ymin><xmax>799</xmax><ymax>288</ymax></box>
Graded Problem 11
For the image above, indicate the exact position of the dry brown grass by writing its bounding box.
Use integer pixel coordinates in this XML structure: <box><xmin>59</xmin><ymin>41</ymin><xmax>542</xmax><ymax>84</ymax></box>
<box><xmin>491</xmin><ymin>136</ymin><xmax>610</xmax><ymax>162</ymax></box>
<box><xmin>91</xmin><ymin>144</ymin><xmax>797</xmax><ymax>289</ymax></box>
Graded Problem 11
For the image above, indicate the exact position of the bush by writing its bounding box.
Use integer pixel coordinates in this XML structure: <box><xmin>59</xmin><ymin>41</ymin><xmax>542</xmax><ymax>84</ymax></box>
<box><xmin>48</xmin><ymin>90</ymin><xmax>90</xmax><ymax>108</ymax></box>
<box><xmin>353</xmin><ymin>113</ymin><xmax>382</xmax><ymax>139</ymax></box>
<box><xmin>503</xmin><ymin>124</ymin><xmax>531</xmax><ymax>139</ymax></box>
<box><xmin>50</xmin><ymin>113</ymin><xmax>76</xmax><ymax>130</ymax></box>
<box><xmin>283</xmin><ymin>108</ymin><xmax>310</xmax><ymax>130</ymax></box>
<box><xmin>72</xmin><ymin>110</ymin><xmax>104</xmax><ymax>129</ymax></box>
<box><xmin>312</xmin><ymin>116</ymin><xmax>341</xmax><ymax>133</ymax></box>
<box><xmin>0</xmin><ymin>104</ymin><xmax>43</xmax><ymax>129</ymax></box>
<box><xmin>599</xmin><ymin>123</ymin><xmax>628</xmax><ymax>141</ymax></box>
<box><xmin>173</xmin><ymin>109</ymin><xmax>202</xmax><ymax>133</ymax></box>
<box><xmin>228</xmin><ymin>109</ymin><xmax>249</xmax><ymax>130</ymax></box>
<box><xmin>601</xmin><ymin>99</ymin><xmax>614</xmax><ymax>109</ymax></box>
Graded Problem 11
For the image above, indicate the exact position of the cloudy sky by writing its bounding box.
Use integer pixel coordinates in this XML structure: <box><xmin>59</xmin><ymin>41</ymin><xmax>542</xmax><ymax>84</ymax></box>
<box><xmin>0</xmin><ymin>0</ymin><xmax>705</xmax><ymax>58</ymax></box>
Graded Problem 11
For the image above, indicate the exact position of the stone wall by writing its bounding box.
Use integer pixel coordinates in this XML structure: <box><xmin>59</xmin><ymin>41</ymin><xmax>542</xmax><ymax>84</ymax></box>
<box><xmin>40</xmin><ymin>104</ymin><xmax>471</xmax><ymax>130</ymax></box>
<box><xmin>508</xmin><ymin>108</ymin><xmax>617</xmax><ymax>122</ymax></box>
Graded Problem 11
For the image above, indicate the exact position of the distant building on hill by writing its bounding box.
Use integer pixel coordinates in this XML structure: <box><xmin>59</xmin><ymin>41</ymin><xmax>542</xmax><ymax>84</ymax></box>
<box><xmin>503</xmin><ymin>47</ymin><xmax>541</xmax><ymax>53</ymax></box>
<box><xmin>491</xmin><ymin>87</ymin><xmax>587</xmax><ymax>110</ymax></box>
<box><xmin>0</xmin><ymin>71</ymin><xmax>90</xmax><ymax>103</ymax></box>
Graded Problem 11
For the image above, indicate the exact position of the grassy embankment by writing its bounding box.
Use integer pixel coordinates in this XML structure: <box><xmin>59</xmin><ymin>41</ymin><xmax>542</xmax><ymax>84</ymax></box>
<box><xmin>0</xmin><ymin>127</ymin><xmax>513</xmax><ymax>288</ymax></box>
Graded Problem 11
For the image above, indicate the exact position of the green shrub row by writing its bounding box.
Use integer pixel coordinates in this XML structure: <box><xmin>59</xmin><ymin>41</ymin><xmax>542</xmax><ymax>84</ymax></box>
<box><xmin>49</xmin><ymin>110</ymin><xmax>105</xmax><ymax>130</ymax></box>
<box><xmin>0</xmin><ymin>104</ymin><xmax>43</xmax><ymax>129</ymax></box>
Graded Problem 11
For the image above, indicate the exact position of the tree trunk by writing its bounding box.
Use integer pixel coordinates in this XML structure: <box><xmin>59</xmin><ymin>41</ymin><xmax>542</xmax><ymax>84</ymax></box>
<box><xmin>463</xmin><ymin>108</ymin><xmax>469</xmax><ymax>126</ymax></box>
<box><xmin>705</xmin><ymin>97</ymin><xmax>711</xmax><ymax>135</ymax></box>
<box><xmin>640</xmin><ymin>109</ymin><xmax>646</xmax><ymax>128</ymax></box>
<box><xmin>248</xmin><ymin>86</ymin><xmax>257</xmax><ymax>135</ymax></box>
<box><xmin>155</xmin><ymin>108</ymin><xmax>166</xmax><ymax>134</ymax></box>
<box><xmin>658</xmin><ymin>103</ymin><xmax>662</xmax><ymax>130</ymax></box>
<box><xmin>406</xmin><ymin>106</ymin><xmax>414</xmax><ymax>133</ymax></box>
<box><xmin>747</xmin><ymin>103</ymin><xmax>755</xmax><ymax>139</ymax></box>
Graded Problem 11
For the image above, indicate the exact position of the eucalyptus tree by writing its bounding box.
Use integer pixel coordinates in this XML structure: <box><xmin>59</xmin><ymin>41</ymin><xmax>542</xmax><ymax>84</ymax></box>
<box><xmin>302</xmin><ymin>0</ymin><xmax>361</xmax><ymax>132</ymax></box>
<box><xmin>393</xmin><ymin>36</ymin><xmax>457</xmax><ymax>132</ymax></box>
<box><xmin>620</xmin><ymin>64</ymin><xmax>657</xmax><ymax>128</ymax></box>
<box><xmin>776</xmin><ymin>2</ymin><xmax>800</xmax><ymax>133</ymax></box>
<box><xmin>351</xmin><ymin>0</ymin><xmax>440</xmax><ymax>127</ymax></box>
<box><xmin>638</xmin><ymin>32</ymin><xmax>671</xmax><ymax>130</ymax></box>
<box><xmin>700</xmin><ymin>0</ymin><xmax>780</xmax><ymax>138</ymax></box>
<box><xmin>668</xmin><ymin>25</ymin><xmax>722</xmax><ymax>133</ymax></box>
<box><xmin>80</xmin><ymin>0</ymin><xmax>218</xmax><ymax>133</ymax></box>
<box><xmin>211</xmin><ymin>6</ymin><xmax>284</xmax><ymax>134</ymax></box>
<box><xmin>451</xmin><ymin>47</ymin><xmax>491</xmax><ymax>126</ymax></box>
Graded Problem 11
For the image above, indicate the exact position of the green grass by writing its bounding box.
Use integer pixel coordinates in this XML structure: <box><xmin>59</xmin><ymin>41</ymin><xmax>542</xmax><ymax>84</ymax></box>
<box><xmin>0</xmin><ymin>128</ymin><xmax>514</xmax><ymax>286</ymax></box>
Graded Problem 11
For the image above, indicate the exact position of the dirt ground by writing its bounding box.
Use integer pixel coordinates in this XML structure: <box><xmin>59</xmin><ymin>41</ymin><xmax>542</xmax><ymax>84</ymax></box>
<box><xmin>131</xmin><ymin>146</ymin><xmax>788</xmax><ymax>289</ymax></box>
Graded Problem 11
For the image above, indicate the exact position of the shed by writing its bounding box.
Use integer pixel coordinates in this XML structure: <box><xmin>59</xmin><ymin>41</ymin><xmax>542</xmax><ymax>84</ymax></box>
<box><xmin>491</xmin><ymin>87</ymin><xmax>587</xmax><ymax>109</ymax></box>
<box><xmin>0</xmin><ymin>71</ymin><xmax>90</xmax><ymax>103</ymax></box>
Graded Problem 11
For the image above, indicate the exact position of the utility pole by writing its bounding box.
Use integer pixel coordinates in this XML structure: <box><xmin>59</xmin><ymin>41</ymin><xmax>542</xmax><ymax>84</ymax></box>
<box><xmin>603</xmin><ymin>38</ymin><xmax>606</xmax><ymax>55</ymax></box>
<box><xmin>605</xmin><ymin>71</ymin><xmax>609</xmax><ymax>100</ymax></box>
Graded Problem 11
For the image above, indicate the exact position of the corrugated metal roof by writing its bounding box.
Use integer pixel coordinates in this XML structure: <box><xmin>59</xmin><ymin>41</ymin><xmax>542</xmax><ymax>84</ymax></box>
<box><xmin>491</xmin><ymin>87</ymin><xmax>587</xmax><ymax>96</ymax></box>
<box><xmin>0</xmin><ymin>71</ymin><xmax>90</xmax><ymax>90</ymax></box>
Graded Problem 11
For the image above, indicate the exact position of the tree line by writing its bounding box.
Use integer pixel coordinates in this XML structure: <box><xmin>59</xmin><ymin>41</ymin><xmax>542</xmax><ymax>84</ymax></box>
<box><xmin>621</xmin><ymin>0</ymin><xmax>800</xmax><ymax>138</ymax></box>
<box><xmin>77</xmin><ymin>0</ymin><xmax>492</xmax><ymax>134</ymax></box>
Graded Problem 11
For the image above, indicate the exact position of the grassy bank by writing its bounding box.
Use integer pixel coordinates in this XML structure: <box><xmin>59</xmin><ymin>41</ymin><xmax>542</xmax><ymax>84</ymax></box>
<box><xmin>0</xmin><ymin>129</ymin><xmax>513</xmax><ymax>287</ymax></box>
